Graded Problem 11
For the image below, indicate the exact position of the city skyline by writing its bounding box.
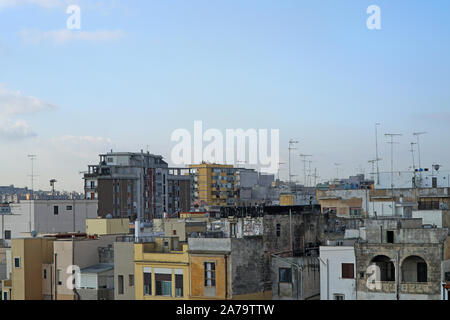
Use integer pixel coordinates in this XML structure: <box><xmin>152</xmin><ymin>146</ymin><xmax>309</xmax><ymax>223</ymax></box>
<box><xmin>1</xmin><ymin>0</ymin><xmax>450</xmax><ymax>191</ymax></box>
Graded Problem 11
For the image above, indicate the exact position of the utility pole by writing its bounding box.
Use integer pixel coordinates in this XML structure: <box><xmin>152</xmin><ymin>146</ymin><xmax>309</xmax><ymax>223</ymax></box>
<box><xmin>368</xmin><ymin>159</ymin><xmax>377</xmax><ymax>181</ymax></box>
<box><xmin>288</xmin><ymin>140</ymin><xmax>298</xmax><ymax>185</ymax></box>
<box><xmin>28</xmin><ymin>155</ymin><xmax>37</xmax><ymax>233</ymax></box>
<box><xmin>299</xmin><ymin>154</ymin><xmax>312</xmax><ymax>187</ymax></box>
<box><xmin>413</xmin><ymin>132</ymin><xmax>427</xmax><ymax>171</ymax></box>
<box><xmin>385</xmin><ymin>133</ymin><xmax>402</xmax><ymax>216</ymax></box>
<box><xmin>312</xmin><ymin>168</ymin><xmax>319</xmax><ymax>188</ymax></box>
<box><xmin>334</xmin><ymin>163</ymin><xmax>341</xmax><ymax>182</ymax></box>
<box><xmin>413</xmin><ymin>132</ymin><xmax>427</xmax><ymax>188</ymax></box>
<box><xmin>375</xmin><ymin>123</ymin><xmax>381</xmax><ymax>185</ymax></box>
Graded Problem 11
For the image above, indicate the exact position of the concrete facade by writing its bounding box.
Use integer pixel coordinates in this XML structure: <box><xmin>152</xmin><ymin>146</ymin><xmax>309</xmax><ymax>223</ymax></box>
<box><xmin>114</xmin><ymin>241</ymin><xmax>135</xmax><ymax>300</ymax></box>
<box><xmin>272</xmin><ymin>255</ymin><xmax>319</xmax><ymax>300</ymax></box>
<box><xmin>355</xmin><ymin>226</ymin><xmax>448</xmax><ymax>300</ymax></box>
<box><xmin>0</xmin><ymin>200</ymin><xmax>98</xmax><ymax>244</ymax></box>
<box><xmin>319</xmin><ymin>246</ymin><xmax>356</xmax><ymax>300</ymax></box>
<box><xmin>53</xmin><ymin>234</ymin><xmax>117</xmax><ymax>300</ymax></box>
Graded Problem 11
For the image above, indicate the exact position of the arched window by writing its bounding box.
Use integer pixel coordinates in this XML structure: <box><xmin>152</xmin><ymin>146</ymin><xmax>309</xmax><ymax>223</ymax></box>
<box><xmin>401</xmin><ymin>256</ymin><xmax>427</xmax><ymax>283</ymax></box>
<box><xmin>369</xmin><ymin>255</ymin><xmax>395</xmax><ymax>281</ymax></box>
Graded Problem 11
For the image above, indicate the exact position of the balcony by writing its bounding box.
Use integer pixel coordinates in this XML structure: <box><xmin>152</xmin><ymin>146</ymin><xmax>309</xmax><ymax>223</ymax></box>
<box><xmin>400</xmin><ymin>282</ymin><xmax>431</xmax><ymax>294</ymax></box>
<box><xmin>367</xmin><ymin>281</ymin><xmax>396</xmax><ymax>293</ymax></box>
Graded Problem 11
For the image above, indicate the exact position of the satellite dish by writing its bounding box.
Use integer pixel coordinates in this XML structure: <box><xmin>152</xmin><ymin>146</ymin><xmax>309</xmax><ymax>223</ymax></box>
<box><xmin>106</xmin><ymin>214</ymin><xmax>112</xmax><ymax>219</ymax></box>
<box><xmin>433</xmin><ymin>164</ymin><xmax>441</xmax><ymax>171</ymax></box>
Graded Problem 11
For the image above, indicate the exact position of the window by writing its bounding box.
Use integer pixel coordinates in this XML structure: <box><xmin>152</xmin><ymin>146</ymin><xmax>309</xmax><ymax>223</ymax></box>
<box><xmin>204</xmin><ymin>262</ymin><xmax>216</xmax><ymax>287</ymax></box>
<box><xmin>43</xmin><ymin>269</ymin><xmax>47</xmax><ymax>279</ymax></box>
<box><xmin>3</xmin><ymin>292</ymin><xmax>7</xmax><ymax>300</ymax></box>
<box><xmin>175</xmin><ymin>274</ymin><xmax>183</xmax><ymax>297</ymax></box>
<box><xmin>118</xmin><ymin>275</ymin><xmax>124</xmax><ymax>295</ymax></box>
<box><xmin>155</xmin><ymin>273</ymin><xmax>172</xmax><ymax>296</ymax></box>
<box><xmin>14</xmin><ymin>257</ymin><xmax>21</xmax><ymax>268</ymax></box>
<box><xmin>350</xmin><ymin>208</ymin><xmax>362</xmax><ymax>216</ymax></box>
<box><xmin>276</xmin><ymin>224</ymin><xmax>281</xmax><ymax>237</ymax></box>
<box><xmin>57</xmin><ymin>270</ymin><xmax>62</xmax><ymax>285</ymax></box>
<box><xmin>173</xmin><ymin>230</ymin><xmax>177</xmax><ymax>235</ymax></box>
<box><xmin>54</xmin><ymin>206</ymin><xmax>59</xmax><ymax>215</ymax></box>
<box><xmin>334</xmin><ymin>294</ymin><xmax>345</xmax><ymax>300</ymax></box>
<box><xmin>341</xmin><ymin>263</ymin><xmax>354</xmax><ymax>279</ymax></box>
<box><xmin>417</xmin><ymin>262</ymin><xmax>427</xmax><ymax>282</ymax></box>
<box><xmin>279</xmin><ymin>268</ymin><xmax>292</xmax><ymax>283</ymax></box>
<box><xmin>387</xmin><ymin>231</ymin><xmax>394</xmax><ymax>244</ymax></box>
<box><xmin>4</xmin><ymin>230</ymin><xmax>11</xmax><ymax>240</ymax></box>
<box><xmin>66</xmin><ymin>205</ymin><xmax>73</xmax><ymax>210</ymax></box>
<box><xmin>107</xmin><ymin>157</ymin><xmax>113</xmax><ymax>163</ymax></box>
<box><xmin>230</xmin><ymin>223</ymin><xmax>236</xmax><ymax>237</ymax></box>
<box><xmin>144</xmin><ymin>269</ymin><xmax>152</xmax><ymax>296</ymax></box>
<box><xmin>129</xmin><ymin>274</ymin><xmax>134</xmax><ymax>287</ymax></box>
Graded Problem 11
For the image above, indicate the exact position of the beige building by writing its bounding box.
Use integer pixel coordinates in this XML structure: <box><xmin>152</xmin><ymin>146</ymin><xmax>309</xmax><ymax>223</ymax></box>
<box><xmin>114</xmin><ymin>241</ymin><xmax>135</xmax><ymax>300</ymax></box>
<box><xmin>53</xmin><ymin>235</ymin><xmax>117</xmax><ymax>300</ymax></box>
<box><xmin>164</xmin><ymin>219</ymin><xmax>207</xmax><ymax>241</ymax></box>
<box><xmin>86</xmin><ymin>218</ymin><xmax>130</xmax><ymax>236</ymax></box>
<box><xmin>10</xmin><ymin>238</ymin><xmax>54</xmax><ymax>300</ymax></box>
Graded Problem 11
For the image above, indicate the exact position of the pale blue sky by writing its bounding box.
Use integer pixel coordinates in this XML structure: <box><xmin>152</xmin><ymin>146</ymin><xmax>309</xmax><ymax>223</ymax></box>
<box><xmin>0</xmin><ymin>0</ymin><xmax>450</xmax><ymax>191</ymax></box>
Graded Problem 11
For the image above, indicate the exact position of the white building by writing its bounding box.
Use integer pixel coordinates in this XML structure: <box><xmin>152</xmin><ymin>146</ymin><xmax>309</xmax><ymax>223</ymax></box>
<box><xmin>0</xmin><ymin>200</ymin><xmax>98</xmax><ymax>244</ymax></box>
<box><xmin>375</xmin><ymin>170</ymin><xmax>450</xmax><ymax>189</ymax></box>
<box><xmin>412</xmin><ymin>210</ymin><xmax>450</xmax><ymax>228</ymax></box>
<box><xmin>319</xmin><ymin>242</ymin><xmax>356</xmax><ymax>300</ymax></box>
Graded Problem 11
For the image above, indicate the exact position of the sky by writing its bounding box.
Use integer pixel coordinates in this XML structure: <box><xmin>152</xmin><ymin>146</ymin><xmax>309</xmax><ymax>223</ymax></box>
<box><xmin>0</xmin><ymin>0</ymin><xmax>450</xmax><ymax>192</ymax></box>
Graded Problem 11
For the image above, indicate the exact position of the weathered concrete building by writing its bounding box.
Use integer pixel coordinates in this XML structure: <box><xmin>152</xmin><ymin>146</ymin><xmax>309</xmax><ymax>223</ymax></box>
<box><xmin>355</xmin><ymin>219</ymin><xmax>449</xmax><ymax>300</ymax></box>
<box><xmin>317</xmin><ymin>189</ymin><xmax>370</xmax><ymax>218</ymax></box>
<box><xmin>188</xmin><ymin>237</ymin><xmax>270</xmax><ymax>299</ymax></box>
<box><xmin>271</xmin><ymin>255</ymin><xmax>319</xmax><ymax>300</ymax></box>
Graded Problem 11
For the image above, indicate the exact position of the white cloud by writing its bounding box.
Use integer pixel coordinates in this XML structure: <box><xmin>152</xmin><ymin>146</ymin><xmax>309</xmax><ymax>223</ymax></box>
<box><xmin>51</xmin><ymin>135</ymin><xmax>113</xmax><ymax>160</ymax></box>
<box><xmin>19</xmin><ymin>28</ymin><xmax>125</xmax><ymax>45</ymax></box>
<box><xmin>0</xmin><ymin>118</ymin><xmax>37</xmax><ymax>139</ymax></box>
<box><xmin>53</xmin><ymin>135</ymin><xmax>112</xmax><ymax>145</ymax></box>
<box><xmin>0</xmin><ymin>84</ymin><xmax>56</xmax><ymax>116</ymax></box>
<box><xmin>0</xmin><ymin>84</ymin><xmax>56</xmax><ymax>140</ymax></box>
<box><xmin>0</xmin><ymin>0</ymin><xmax>63</xmax><ymax>10</ymax></box>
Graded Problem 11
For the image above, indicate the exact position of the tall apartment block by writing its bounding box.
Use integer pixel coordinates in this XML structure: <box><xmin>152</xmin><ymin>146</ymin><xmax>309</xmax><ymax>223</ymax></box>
<box><xmin>167</xmin><ymin>168</ymin><xmax>194</xmax><ymax>216</ymax></box>
<box><xmin>189</xmin><ymin>163</ymin><xmax>238</xmax><ymax>207</ymax></box>
<box><xmin>83</xmin><ymin>151</ymin><xmax>169</xmax><ymax>220</ymax></box>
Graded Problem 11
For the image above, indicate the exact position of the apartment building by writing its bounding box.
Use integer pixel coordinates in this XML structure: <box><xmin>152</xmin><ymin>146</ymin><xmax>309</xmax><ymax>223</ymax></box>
<box><xmin>134</xmin><ymin>236</ymin><xmax>190</xmax><ymax>300</ymax></box>
<box><xmin>168</xmin><ymin>168</ymin><xmax>193</xmax><ymax>216</ymax></box>
<box><xmin>0</xmin><ymin>199</ymin><xmax>98</xmax><ymax>244</ymax></box>
<box><xmin>189</xmin><ymin>163</ymin><xmax>237</xmax><ymax>207</ymax></box>
<box><xmin>84</xmin><ymin>151</ymin><xmax>169</xmax><ymax>220</ymax></box>
<box><xmin>9</xmin><ymin>238</ymin><xmax>54</xmax><ymax>300</ymax></box>
<box><xmin>53</xmin><ymin>234</ymin><xmax>118</xmax><ymax>300</ymax></box>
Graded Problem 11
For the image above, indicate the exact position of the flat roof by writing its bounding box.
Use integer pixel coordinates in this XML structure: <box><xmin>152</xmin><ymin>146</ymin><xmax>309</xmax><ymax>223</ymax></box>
<box><xmin>80</xmin><ymin>263</ymin><xmax>114</xmax><ymax>274</ymax></box>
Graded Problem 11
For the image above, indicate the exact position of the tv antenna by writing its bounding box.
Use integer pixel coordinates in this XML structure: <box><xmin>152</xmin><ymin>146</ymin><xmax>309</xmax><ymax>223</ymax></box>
<box><xmin>288</xmin><ymin>139</ymin><xmax>298</xmax><ymax>185</ymax></box>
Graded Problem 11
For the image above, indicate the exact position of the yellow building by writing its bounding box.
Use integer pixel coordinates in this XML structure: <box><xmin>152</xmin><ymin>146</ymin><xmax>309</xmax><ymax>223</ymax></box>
<box><xmin>134</xmin><ymin>237</ymin><xmax>190</xmax><ymax>300</ymax></box>
<box><xmin>189</xmin><ymin>253</ymin><xmax>228</xmax><ymax>299</ymax></box>
<box><xmin>86</xmin><ymin>218</ymin><xmax>130</xmax><ymax>236</ymax></box>
<box><xmin>189</xmin><ymin>163</ymin><xmax>237</xmax><ymax>207</ymax></box>
<box><xmin>10</xmin><ymin>238</ymin><xmax>54</xmax><ymax>300</ymax></box>
<box><xmin>280</xmin><ymin>194</ymin><xmax>295</xmax><ymax>206</ymax></box>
